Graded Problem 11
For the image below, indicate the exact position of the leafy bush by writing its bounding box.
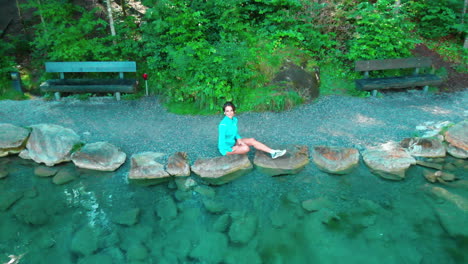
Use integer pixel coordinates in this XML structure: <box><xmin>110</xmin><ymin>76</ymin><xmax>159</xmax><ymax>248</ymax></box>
<box><xmin>0</xmin><ymin>40</ymin><xmax>17</xmax><ymax>98</ymax></box>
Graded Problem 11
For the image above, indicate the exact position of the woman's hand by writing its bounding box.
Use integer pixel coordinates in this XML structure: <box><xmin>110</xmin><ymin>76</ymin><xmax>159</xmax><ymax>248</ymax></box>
<box><xmin>236</xmin><ymin>139</ymin><xmax>246</xmax><ymax>146</ymax></box>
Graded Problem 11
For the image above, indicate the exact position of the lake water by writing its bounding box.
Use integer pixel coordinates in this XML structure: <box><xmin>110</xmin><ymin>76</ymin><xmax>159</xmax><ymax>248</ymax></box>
<box><xmin>0</xmin><ymin>155</ymin><xmax>467</xmax><ymax>264</ymax></box>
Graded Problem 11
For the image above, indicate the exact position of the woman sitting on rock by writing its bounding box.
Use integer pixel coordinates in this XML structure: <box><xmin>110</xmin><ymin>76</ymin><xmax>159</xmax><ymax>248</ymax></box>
<box><xmin>218</xmin><ymin>102</ymin><xmax>286</xmax><ymax>159</ymax></box>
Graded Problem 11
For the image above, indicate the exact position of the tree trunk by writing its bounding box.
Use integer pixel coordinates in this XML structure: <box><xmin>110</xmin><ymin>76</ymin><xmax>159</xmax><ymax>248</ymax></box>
<box><xmin>395</xmin><ymin>0</ymin><xmax>401</xmax><ymax>13</ymax></box>
<box><xmin>105</xmin><ymin>0</ymin><xmax>116</xmax><ymax>36</ymax></box>
<box><xmin>463</xmin><ymin>0</ymin><xmax>467</xmax><ymax>48</ymax></box>
<box><xmin>37</xmin><ymin>0</ymin><xmax>47</xmax><ymax>35</ymax></box>
<box><xmin>120</xmin><ymin>0</ymin><xmax>127</xmax><ymax>17</ymax></box>
<box><xmin>15</xmin><ymin>0</ymin><xmax>26</xmax><ymax>33</ymax></box>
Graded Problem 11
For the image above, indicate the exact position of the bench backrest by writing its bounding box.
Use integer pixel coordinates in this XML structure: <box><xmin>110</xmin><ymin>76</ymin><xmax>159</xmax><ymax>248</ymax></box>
<box><xmin>45</xmin><ymin>61</ymin><xmax>137</xmax><ymax>73</ymax></box>
<box><xmin>355</xmin><ymin>57</ymin><xmax>432</xmax><ymax>72</ymax></box>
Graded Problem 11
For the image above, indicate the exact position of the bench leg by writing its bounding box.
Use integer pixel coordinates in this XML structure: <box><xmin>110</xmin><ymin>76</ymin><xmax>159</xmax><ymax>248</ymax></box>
<box><xmin>54</xmin><ymin>92</ymin><xmax>61</xmax><ymax>100</ymax></box>
<box><xmin>372</xmin><ymin>90</ymin><xmax>377</xmax><ymax>97</ymax></box>
<box><xmin>115</xmin><ymin>92</ymin><xmax>121</xmax><ymax>101</ymax></box>
<box><xmin>423</xmin><ymin>85</ymin><xmax>428</xmax><ymax>94</ymax></box>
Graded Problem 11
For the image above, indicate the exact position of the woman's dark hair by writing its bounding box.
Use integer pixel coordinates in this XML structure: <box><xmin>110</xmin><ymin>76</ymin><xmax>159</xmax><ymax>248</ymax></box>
<box><xmin>223</xmin><ymin>102</ymin><xmax>236</xmax><ymax>112</ymax></box>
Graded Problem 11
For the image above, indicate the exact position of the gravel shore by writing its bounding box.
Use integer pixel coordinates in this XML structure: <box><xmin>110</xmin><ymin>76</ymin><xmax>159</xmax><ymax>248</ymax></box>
<box><xmin>0</xmin><ymin>90</ymin><xmax>467</xmax><ymax>161</ymax></box>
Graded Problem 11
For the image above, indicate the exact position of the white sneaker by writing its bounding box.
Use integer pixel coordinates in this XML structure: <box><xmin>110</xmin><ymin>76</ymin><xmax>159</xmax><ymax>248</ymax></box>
<box><xmin>271</xmin><ymin>149</ymin><xmax>286</xmax><ymax>159</ymax></box>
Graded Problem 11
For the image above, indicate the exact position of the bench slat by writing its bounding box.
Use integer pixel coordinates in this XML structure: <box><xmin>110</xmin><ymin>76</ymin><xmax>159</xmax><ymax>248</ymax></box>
<box><xmin>355</xmin><ymin>74</ymin><xmax>442</xmax><ymax>91</ymax></box>
<box><xmin>40</xmin><ymin>79</ymin><xmax>137</xmax><ymax>93</ymax></box>
<box><xmin>45</xmin><ymin>61</ymin><xmax>137</xmax><ymax>73</ymax></box>
<box><xmin>355</xmin><ymin>57</ymin><xmax>432</xmax><ymax>71</ymax></box>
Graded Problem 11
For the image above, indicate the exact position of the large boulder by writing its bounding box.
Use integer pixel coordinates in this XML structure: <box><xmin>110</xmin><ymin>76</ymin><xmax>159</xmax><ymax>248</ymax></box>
<box><xmin>311</xmin><ymin>146</ymin><xmax>359</xmax><ymax>174</ymax></box>
<box><xmin>446</xmin><ymin>143</ymin><xmax>468</xmax><ymax>159</ymax></box>
<box><xmin>271</xmin><ymin>62</ymin><xmax>320</xmax><ymax>101</ymax></box>
<box><xmin>192</xmin><ymin>155</ymin><xmax>252</xmax><ymax>185</ymax></box>
<box><xmin>0</xmin><ymin>123</ymin><xmax>30</xmax><ymax>157</ymax></box>
<box><xmin>71</xmin><ymin>142</ymin><xmax>126</xmax><ymax>171</ymax></box>
<box><xmin>128</xmin><ymin>152</ymin><xmax>171</xmax><ymax>185</ymax></box>
<box><xmin>445</xmin><ymin>121</ymin><xmax>468</xmax><ymax>151</ymax></box>
<box><xmin>253</xmin><ymin>145</ymin><xmax>309</xmax><ymax>176</ymax></box>
<box><xmin>166</xmin><ymin>152</ymin><xmax>190</xmax><ymax>177</ymax></box>
<box><xmin>20</xmin><ymin>124</ymin><xmax>81</xmax><ymax>166</ymax></box>
<box><xmin>400</xmin><ymin>137</ymin><xmax>446</xmax><ymax>158</ymax></box>
<box><xmin>362</xmin><ymin>144</ymin><xmax>416</xmax><ymax>180</ymax></box>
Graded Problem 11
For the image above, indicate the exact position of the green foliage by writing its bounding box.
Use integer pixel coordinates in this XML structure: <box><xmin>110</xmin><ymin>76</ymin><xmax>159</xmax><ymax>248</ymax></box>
<box><xmin>0</xmin><ymin>40</ymin><xmax>16</xmax><ymax>97</ymax></box>
<box><xmin>346</xmin><ymin>0</ymin><xmax>417</xmax><ymax>61</ymax></box>
<box><xmin>403</xmin><ymin>0</ymin><xmax>463</xmax><ymax>38</ymax></box>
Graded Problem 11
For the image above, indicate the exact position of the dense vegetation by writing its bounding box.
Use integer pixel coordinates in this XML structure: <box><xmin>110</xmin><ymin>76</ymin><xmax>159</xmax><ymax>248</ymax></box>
<box><xmin>1</xmin><ymin>0</ymin><xmax>466</xmax><ymax>112</ymax></box>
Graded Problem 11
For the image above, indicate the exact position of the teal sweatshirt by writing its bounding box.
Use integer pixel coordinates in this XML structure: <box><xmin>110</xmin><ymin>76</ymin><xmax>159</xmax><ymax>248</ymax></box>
<box><xmin>218</xmin><ymin>116</ymin><xmax>242</xmax><ymax>155</ymax></box>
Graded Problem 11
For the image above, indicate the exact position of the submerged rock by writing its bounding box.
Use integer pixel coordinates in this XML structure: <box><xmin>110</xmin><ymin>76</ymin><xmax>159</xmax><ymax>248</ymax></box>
<box><xmin>128</xmin><ymin>152</ymin><xmax>171</xmax><ymax>185</ymax></box>
<box><xmin>71</xmin><ymin>142</ymin><xmax>126</xmax><ymax>171</ymax></box>
<box><xmin>52</xmin><ymin>167</ymin><xmax>78</xmax><ymax>185</ymax></box>
<box><xmin>400</xmin><ymin>137</ymin><xmax>446</xmax><ymax>158</ymax></box>
<box><xmin>445</xmin><ymin>121</ymin><xmax>468</xmax><ymax>151</ymax></box>
<box><xmin>166</xmin><ymin>152</ymin><xmax>190</xmax><ymax>177</ymax></box>
<box><xmin>0</xmin><ymin>123</ymin><xmax>30</xmax><ymax>157</ymax></box>
<box><xmin>301</xmin><ymin>197</ymin><xmax>332</xmax><ymax>212</ymax></box>
<box><xmin>362</xmin><ymin>144</ymin><xmax>416</xmax><ymax>180</ymax></box>
<box><xmin>71</xmin><ymin>225</ymin><xmax>99</xmax><ymax>256</ymax></box>
<box><xmin>0</xmin><ymin>167</ymin><xmax>8</xmax><ymax>179</ymax></box>
<box><xmin>228</xmin><ymin>211</ymin><xmax>257</xmax><ymax>244</ymax></box>
<box><xmin>192</xmin><ymin>155</ymin><xmax>252</xmax><ymax>185</ymax></box>
<box><xmin>21</xmin><ymin>124</ymin><xmax>81</xmax><ymax>166</ymax></box>
<box><xmin>189</xmin><ymin>232</ymin><xmax>228</xmax><ymax>263</ymax></box>
<box><xmin>34</xmin><ymin>165</ymin><xmax>59</xmax><ymax>177</ymax></box>
<box><xmin>112</xmin><ymin>208</ymin><xmax>140</xmax><ymax>226</ymax></box>
<box><xmin>253</xmin><ymin>145</ymin><xmax>309</xmax><ymax>176</ymax></box>
<box><xmin>0</xmin><ymin>191</ymin><xmax>23</xmax><ymax>211</ymax></box>
<box><xmin>156</xmin><ymin>196</ymin><xmax>178</xmax><ymax>220</ymax></box>
<box><xmin>311</xmin><ymin>146</ymin><xmax>359</xmax><ymax>174</ymax></box>
<box><xmin>423</xmin><ymin>169</ymin><xmax>457</xmax><ymax>183</ymax></box>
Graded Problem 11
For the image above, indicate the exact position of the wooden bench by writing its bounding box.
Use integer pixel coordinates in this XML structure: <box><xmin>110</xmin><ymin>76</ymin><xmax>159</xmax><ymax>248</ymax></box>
<box><xmin>40</xmin><ymin>61</ymin><xmax>137</xmax><ymax>100</ymax></box>
<box><xmin>355</xmin><ymin>57</ymin><xmax>443</xmax><ymax>96</ymax></box>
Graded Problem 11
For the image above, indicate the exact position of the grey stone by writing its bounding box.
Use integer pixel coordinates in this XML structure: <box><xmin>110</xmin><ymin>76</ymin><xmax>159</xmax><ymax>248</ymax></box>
<box><xmin>166</xmin><ymin>152</ymin><xmax>190</xmax><ymax>176</ymax></box>
<box><xmin>156</xmin><ymin>196</ymin><xmax>177</xmax><ymax>220</ymax></box>
<box><xmin>203</xmin><ymin>198</ymin><xmax>225</xmax><ymax>214</ymax></box>
<box><xmin>71</xmin><ymin>142</ymin><xmax>126</xmax><ymax>171</ymax></box>
<box><xmin>194</xmin><ymin>185</ymin><xmax>216</xmax><ymax>198</ymax></box>
<box><xmin>0</xmin><ymin>123</ymin><xmax>30</xmax><ymax>157</ymax></box>
<box><xmin>362</xmin><ymin>145</ymin><xmax>416</xmax><ymax>180</ymax></box>
<box><xmin>53</xmin><ymin>167</ymin><xmax>78</xmax><ymax>185</ymax></box>
<box><xmin>445</xmin><ymin>121</ymin><xmax>468</xmax><ymax>151</ymax></box>
<box><xmin>312</xmin><ymin>146</ymin><xmax>359</xmax><ymax>174</ymax></box>
<box><xmin>400</xmin><ymin>137</ymin><xmax>446</xmax><ymax>158</ymax></box>
<box><xmin>23</xmin><ymin>124</ymin><xmax>81</xmax><ymax>166</ymax></box>
<box><xmin>416</xmin><ymin>160</ymin><xmax>443</xmax><ymax>170</ymax></box>
<box><xmin>189</xmin><ymin>232</ymin><xmax>228</xmax><ymax>263</ymax></box>
<box><xmin>34</xmin><ymin>165</ymin><xmax>59</xmax><ymax>177</ymax></box>
<box><xmin>126</xmin><ymin>243</ymin><xmax>148</xmax><ymax>261</ymax></box>
<box><xmin>192</xmin><ymin>154</ymin><xmax>252</xmax><ymax>185</ymax></box>
<box><xmin>446</xmin><ymin>143</ymin><xmax>468</xmax><ymax>159</ymax></box>
<box><xmin>253</xmin><ymin>145</ymin><xmax>309</xmax><ymax>176</ymax></box>
<box><xmin>128</xmin><ymin>152</ymin><xmax>171</xmax><ymax>185</ymax></box>
<box><xmin>13</xmin><ymin>198</ymin><xmax>50</xmax><ymax>226</ymax></box>
<box><xmin>271</xmin><ymin>62</ymin><xmax>320</xmax><ymax>101</ymax></box>
<box><xmin>213</xmin><ymin>214</ymin><xmax>230</xmax><ymax>233</ymax></box>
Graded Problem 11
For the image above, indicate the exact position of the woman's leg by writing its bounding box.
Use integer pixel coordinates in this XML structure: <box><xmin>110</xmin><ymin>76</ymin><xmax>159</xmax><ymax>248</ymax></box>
<box><xmin>238</xmin><ymin>138</ymin><xmax>273</xmax><ymax>154</ymax></box>
<box><xmin>226</xmin><ymin>144</ymin><xmax>250</xmax><ymax>155</ymax></box>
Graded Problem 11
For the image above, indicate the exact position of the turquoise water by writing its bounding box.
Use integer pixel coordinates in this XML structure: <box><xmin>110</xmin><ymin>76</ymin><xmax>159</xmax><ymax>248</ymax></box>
<box><xmin>0</xmin><ymin>155</ymin><xmax>467</xmax><ymax>264</ymax></box>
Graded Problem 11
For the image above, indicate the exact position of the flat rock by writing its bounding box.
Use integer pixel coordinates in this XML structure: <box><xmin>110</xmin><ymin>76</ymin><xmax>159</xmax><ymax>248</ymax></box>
<box><xmin>446</xmin><ymin>143</ymin><xmax>468</xmax><ymax>159</ymax></box>
<box><xmin>71</xmin><ymin>225</ymin><xmax>99</xmax><ymax>256</ymax></box>
<box><xmin>192</xmin><ymin>155</ymin><xmax>252</xmax><ymax>185</ymax></box>
<box><xmin>52</xmin><ymin>167</ymin><xmax>78</xmax><ymax>185</ymax></box>
<box><xmin>311</xmin><ymin>146</ymin><xmax>359</xmax><ymax>174</ymax></box>
<box><xmin>0</xmin><ymin>168</ymin><xmax>8</xmax><ymax>179</ymax></box>
<box><xmin>166</xmin><ymin>152</ymin><xmax>190</xmax><ymax>176</ymax></box>
<box><xmin>301</xmin><ymin>197</ymin><xmax>332</xmax><ymax>212</ymax></box>
<box><xmin>362</xmin><ymin>144</ymin><xmax>416</xmax><ymax>180</ymax></box>
<box><xmin>253</xmin><ymin>145</ymin><xmax>309</xmax><ymax>176</ymax></box>
<box><xmin>445</xmin><ymin>121</ymin><xmax>468</xmax><ymax>151</ymax></box>
<box><xmin>23</xmin><ymin>124</ymin><xmax>81</xmax><ymax>166</ymax></box>
<box><xmin>34</xmin><ymin>165</ymin><xmax>59</xmax><ymax>177</ymax></box>
<box><xmin>128</xmin><ymin>152</ymin><xmax>171</xmax><ymax>185</ymax></box>
<box><xmin>0</xmin><ymin>123</ymin><xmax>30</xmax><ymax>157</ymax></box>
<box><xmin>228</xmin><ymin>211</ymin><xmax>257</xmax><ymax>244</ymax></box>
<box><xmin>111</xmin><ymin>208</ymin><xmax>140</xmax><ymax>226</ymax></box>
<box><xmin>400</xmin><ymin>137</ymin><xmax>446</xmax><ymax>158</ymax></box>
<box><xmin>71</xmin><ymin>142</ymin><xmax>126</xmax><ymax>171</ymax></box>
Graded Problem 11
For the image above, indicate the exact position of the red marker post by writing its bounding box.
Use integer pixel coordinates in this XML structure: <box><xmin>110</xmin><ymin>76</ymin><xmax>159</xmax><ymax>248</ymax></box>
<box><xmin>142</xmin><ymin>73</ymin><xmax>148</xmax><ymax>96</ymax></box>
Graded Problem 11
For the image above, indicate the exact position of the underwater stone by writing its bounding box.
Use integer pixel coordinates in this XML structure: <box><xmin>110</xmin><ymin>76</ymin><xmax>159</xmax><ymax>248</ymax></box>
<box><xmin>71</xmin><ymin>142</ymin><xmax>126</xmax><ymax>171</ymax></box>
<box><xmin>228</xmin><ymin>212</ymin><xmax>257</xmax><ymax>244</ymax></box>
<box><xmin>213</xmin><ymin>214</ymin><xmax>231</xmax><ymax>233</ymax></box>
<box><xmin>34</xmin><ymin>165</ymin><xmax>59</xmax><ymax>177</ymax></box>
<box><xmin>78</xmin><ymin>254</ymin><xmax>113</xmax><ymax>264</ymax></box>
<box><xmin>203</xmin><ymin>198</ymin><xmax>225</xmax><ymax>214</ymax></box>
<box><xmin>0</xmin><ymin>191</ymin><xmax>23</xmax><ymax>211</ymax></box>
<box><xmin>166</xmin><ymin>151</ymin><xmax>190</xmax><ymax>176</ymax></box>
<box><xmin>362</xmin><ymin>145</ymin><xmax>416</xmax><ymax>180</ymax></box>
<box><xmin>71</xmin><ymin>225</ymin><xmax>99</xmax><ymax>256</ymax></box>
<box><xmin>0</xmin><ymin>167</ymin><xmax>8</xmax><ymax>179</ymax></box>
<box><xmin>192</xmin><ymin>154</ymin><xmax>252</xmax><ymax>185</ymax></box>
<box><xmin>112</xmin><ymin>208</ymin><xmax>140</xmax><ymax>226</ymax></box>
<box><xmin>224</xmin><ymin>245</ymin><xmax>262</xmax><ymax>264</ymax></box>
<box><xmin>445</xmin><ymin>121</ymin><xmax>468</xmax><ymax>151</ymax></box>
<box><xmin>302</xmin><ymin>197</ymin><xmax>331</xmax><ymax>212</ymax></box>
<box><xmin>0</xmin><ymin>123</ymin><xmax>30</xmax><ymax>157</ymax></box>
<box><xmin>23</xmin><ymin>124</ymin><xmax>81</xmax><ymax>166</ymax></box>
<box><xmin>189</xmin><ymin>232</ymin><xmax>228</xmax><ymax>263</ymax></box>
<box><xmin>311</xmin><ymin>146</ymin><xmax>360</xmax><ymax>174</ymax></box>
<box><xmin>174</xmin><ymin>189</ymin><xmax>191</xmax><ymax>201</ymax></box>
<box><xmin>126</xmin><ymin>243</ymin><xmax>149</xmax><ymax>261</ymax></box>
<box><xmin>52</xmin><ymin>167</ymin><xmax>78</xmax><ymax>185</ymax></box>
<box><xmin>400</xmin><ymin>137</ymin><xmax>446</xmax><ymax>158</ymax></box>
<box><xmin>13</xmin><ymin>198</ymin><xmax>49</xmax><ymax>226</ymax></box>
<box><xmin>254</xmin><ymin>145</ymin><xmax>309</xmax><ymax>176</ymax></box>
<box><xmin>416</xmin><ymin>160</ymin><xmax>443</xmax><ymax>170</ymax></box>
<box><xmin>194</xmin><ymin>185</ymin><xmax>216</xmax><ymax>198</ymax></box>
<box><xmin>175</xmin><ymin>177</ymin><xmax>197</xmax><ymax>191</ymax></box>
<box><xmin>156</xmin><ymin>196</ymin><xmax>178</xmax><ymax>220</ymax></box>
